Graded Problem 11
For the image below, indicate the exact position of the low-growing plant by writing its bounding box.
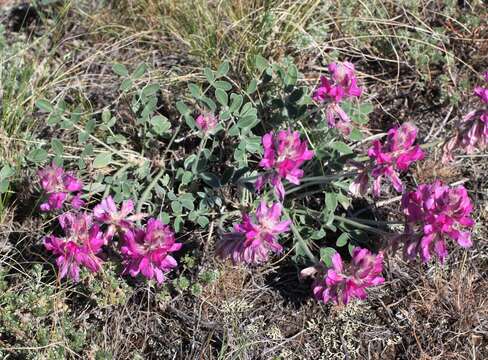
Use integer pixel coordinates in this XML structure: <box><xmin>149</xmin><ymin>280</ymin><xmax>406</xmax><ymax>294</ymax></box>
<box><xmin>30</xmin><ymin>57</ymin><xmax>484</xmax><ymax>308</ymax></box>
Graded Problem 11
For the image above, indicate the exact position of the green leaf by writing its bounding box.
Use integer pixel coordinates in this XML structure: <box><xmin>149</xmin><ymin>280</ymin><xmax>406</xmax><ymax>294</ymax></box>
<box><xmin>204</xmin><ymin>68</ymin><xmax>215</xmax><ymax>83</ymax></box>
<box><xmin>132</xmin><ymin>63</ymin><xmax>146</xmax><ymax>79</ymax></box>
<box><xmin>200</xmin><ymin>172</ymin><xmax>221</xmax><ymax>188</ymax></box>
<box><xmin>325</xmin><ymin>192</ymin><xmax>338</xmax><ymax>212</ymax></box>
<box><xmin>28</xmin><ymin>148</ymin><xmax>48</xmax><ymax>163</ymax></box>
<box><xmin>216</xmin><ymin>61</ymin><xmax>230</xmax><ymax>77</ymax></box>
<box><xmin>36</xmin><ymin>99</ymin><xmax>54</xmax><ymax>113</ymax></box>
<box><xmin>142</xmin><ymin>83</ymin><xmax>160</xmax><ymax>97</ymax></box>
<box><xmin>228</xmin><ymin>124</ymin><xmax>240</xmax><ymax>137</ymax></box>
<box><xmin>0</xmin><ymin>179</ymin><xmax>9</xmax><ymax>193</ymax></box>
<box><xmin>215</xmin><ymin>88</ymin><xmax>228</xmax><ymax>107</ymax></box>
<box><xmin>182</xmin><ymin>171</ymin><xmax>193</xmax><ymax>185</ymax></box>
<box><xmin>311</xmin><ymin>228</ymin><xmax>326</xmax><ymax>240</ymax></box>
<box><xmin>107</xmin><ymin>135</ymin><xmax>128</xmax><ymax>145</ymax></box>
<box><xmin>84</xmin><ymin>119</ymin><xmax>96</xmax><ymax>134</ymax></box>
<box><xmin>47</xmin><ymin>114</ymin><xmax>61</xmax><ymax>125</ymax></box>
<box><xmin>197</xmin><ymin>216</ymin><xmax>209</xmax><ymax>228</ymax></box>
<box><xmin>246</xmin><ymin>79</ymin><xmax>258</xmax><ymax>94</ymax></box>
<box><xmin>349</xmin><ymin>128</ymin><xmax>363</xmax><ymax>141</ymax></box>
<box><xmin>150</xmin><ymin>115</ymin><xmax>171</xmax><ymax>135</ymax></box>
<box><xmin>188</xmin><ymin>83</ymin><xmax>202</xmax><ymax>98</ymax></box>
<box><xmin>93</xmin><ymin>152</ymin><xmax>113</xmax><ymax>169</ymax></box>
<box><xmin>160</xmin><ymin>212</ymin><xmax>171</xmax><ymax>225</ymax></box>
<box><xmin>213</xmin><ymin>80</ymin><xmax>232</xmax><ymax>91</ymax></box>
<box><xmin>244</xmin><ymin>136</ymin><xmax>262</xmax><ymax>153</ymax></box>
<box><xmin>286</xmin><ymin>64</ymin><xmax>298</xmax><ymax>85</ymax></box>
<box><xmin>331</xmin><ymin>141</ymin><xmax>353</xmax><ymax>155</ymax></box>
<box><xmin>51</xmin><ymin>139</ymin><xmax>64</xmax><ymax>155</ymax></box>
<box><xmin>336</xmin><ymin>233</ymin><xmax>349</xmax><ymax>247</ymax></box>
<box><xmin>359</xmin><ymin>103</ymin><xmax>374</xmax><ymax>115</ymax></box>
<box><xmin>220</xmin><ymin>110</ymin><xmax>231</xmax><ymax>121</ymax></box>
<box><xmin>171</xmin><ymin>201</ymin><xmax>182</xmax><ymax>214</ymax></box>
<box><xmin>120</xmin><ymin>78</ymin><xmax>133</xmax><ymax>92</ymax></box>
<box><xmin>229</xmin><ymin>94</ymin><xmax>243</xmax><ymax>113</ymax></box>
<box><xmin>112</xmin><ymin>63</ymin><xmax>129</xmax><ymax>77</ymax></box>
<box><xmin>255</xmin><ymin>55</ymin><xmax>269</xmax><ymax>72</ymax></box>
<box><xmin>102</xmin><ymin>108</ymin><xmax>111</xmax><ymax>123</ymax></box>
<box><xmin>176</xmin><ymin>101</ymin><xmax>190</xmax><ymax>116</ymax></box>
<box><xmin>237</xmin><ymin>114</ymin><xmax>258</xmax><ymax>129</ymax></box>
<box><xmin>320</xmin><ymin>247</ymin><xmax>337</xmax><ymax>267</ymax></box>
<box><xmin>179</xmin><ymin>196</ymin><xmax>195</xmax><ymax>211</ymax></box>
<box><xmin>0</xmin><ymin>165</ymin><xmax>15</xmax><ymax>180</ymax></box>
<box><xmin>184</xmin><ymin>154</ymin><xmax>196</xmax><ymax>169</ymax></box>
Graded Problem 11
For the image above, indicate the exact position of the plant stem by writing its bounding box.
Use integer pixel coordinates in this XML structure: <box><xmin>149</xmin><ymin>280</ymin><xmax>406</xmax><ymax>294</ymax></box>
<box><xmin>300</xmin><ymin>172</ymin><xmax>357</xmax><ymax>183</ymax></box>
<box><xmin>286</xmin><ymin>172</ymin><xmax>357</xmax><ymax>195</ymax></box>
<box><xmin>284</xmin><ymin>209</ymin><xmax>317</xmax><ymax>263</ymax></box>
<box><xmin>192</xmin><ymin>134</ymin><xmax>208</xmax><ymax>175</ymax></box>
<box><xmin>135</xmin><ymin>122</ymin><xmax>182</xmax><ymax>214</ymax></box>
<box><xmin>332</xmin><ymin>215</ymin><xmax>389</xmax><ymax>235</ymax></box>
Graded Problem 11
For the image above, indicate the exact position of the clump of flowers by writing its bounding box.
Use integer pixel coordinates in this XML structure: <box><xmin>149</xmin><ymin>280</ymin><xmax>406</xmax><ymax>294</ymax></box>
<box><xmin>255</xmin><ymin>129</ymin><xmax>314</xmax><ymax>200</ymax></box>
<box><xmin>38</xmin><ymin>162</ymin><xmax>84</xmax><ymax>211</ymax></box>
<box><xmin>401</xmin><ymin>180</ymin><xmax>474</xmax><ymax>263</ymax></box>
<box><xmin>44</xmin><ymin>212</ymin><xmax>105</xmax><ymax>281</ymax></box>
<box><xmin>93</xmin><ymin>196</ymin><xmax>145</xmax><ymax>240</ymax></box>
<box><xmin>311</xmin><ymin>248</ymin><xmax>384</xmax><ymax>305</ymax></box>
<box><xmin>313</xmin><ymin>62</ymin><xmax>362</xmax><ymax>136</ymax></box>
<box><xmin>195</xmin><ymin>113</ymin><xmax>218</xmax><ymax>134</ymax></box>
<box><xmin>216</xmin><ymin>201</ymin><xmax>291</xmax><ymax>264</ymax></box>
<box><xmin>350</xmin><ymin>122</ymin><xmax>424</xmax><ymax>197</ymax></box>
<box><xmin>121</xmin><ymin>218</ymin><xmax>182</xmax><ymax>284</ymax></box>
<box><xmin>443</xmin><ymin>71</ymin><xmax>488</xmax><ymax>162</ymax></box>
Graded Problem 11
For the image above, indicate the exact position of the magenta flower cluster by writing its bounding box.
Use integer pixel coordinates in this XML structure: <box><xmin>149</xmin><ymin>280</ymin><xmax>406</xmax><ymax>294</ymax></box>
<box><xmin>38</xmin><ymin>162</ymin><xmax>84</xmax><ymax>211</ymax></box>
<box><xmin>40</xmin><ymin>167</ymin><xmax>182</xmax><ymax>284</ymax></box>
<box><xmin>44</xmin><ymin>212</ymin><xmax>104</xmax><ymax>282</ymax></box>
<box><xmin>195</xmin><ymin>113</ymin><xmax>218</xmax><ymax>135</ymax></box>
<box><xmin>313</xmin><ymin>62</ymin><xmax>362</xmax><ymax>136</ymax></box>
<box><xmin>255</xmin><ymin>129</ymin><xmax>314</xmax><ymax>200</ymax></box>
<box><xmin>351</xmin><ymin>122</ymin><xmax>424</xmax><ymax>197</ymax></box>
<box><xmin>121</xmin><ymin>218</ymin><xmax>182</xmax><ymax>284</ymax></box>
<box><xmin>217</xmin><ymin>129</ymin><xmax>314</xmax><ymax>266</ymax></box>
<box><xmin>443</xmin><ymin>72</ymin><xmax>488</xmax><ymax>162</ymax></box>
<box><xmin>401</xmin><ymin>180</ymin><xmax>474</xmax><ymax>263</ymax></box>
<box><xmin>216</xmin><ymin>201</ymin><xmax>291</xmax><ymax>264</ymax></box>
<box><xmin>312</xmin><ymin>248</ymin><xmax>384</xmax><ymax>305</ymax></box>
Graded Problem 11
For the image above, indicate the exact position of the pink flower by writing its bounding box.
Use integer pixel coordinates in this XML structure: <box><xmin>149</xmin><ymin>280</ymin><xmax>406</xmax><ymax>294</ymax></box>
<box><xmin>121</xmin><ymin>218</ymin><xmax>182</xmax><ymax>284</ymax></box>
<box><xmin>38</xmin><ymin>163</ymin><xmax>84</xmax><ymax>211</ymax></box>
<box><xmin>255</xmin><ymin>129</ymin><xmax>314</xmax><ymax>200</ymax></box>
<box><xmin>313</xmin><ymin>62</ymin><xmax>362</xmax><ymax>136</ymax></box>
<box><xmin>195</xmin><ymin>113</ymin><xmax>218</xmax><ymax>134</ymax></box>
<box><xmin>348</xmin><ymin>161</ymin><xmax>370</xmax><ymax>197</ymax></box>
<box><xmin>401</xmin><ymin>181</ymin><xmax>474</xmax><ymax>263</ymax></box>
<box><xmin>43</xmin><ymin>212</ymin><xmax>105</xmax><ymax>282</ymax></box>
<box><xmin>443</xmin><ymin>72</ymin><xmax>488</xmax><ymax>162</ymax></box>
<box><xmin>313</xmin><ymin>248</ymin><xmax>384</xmax><ymax>305</ymax></box>
<box><xmin>93</xmin><ymin>196</ymin><xmax>145</xmax><ymax>240</ymax></box>
<box><xmin>357</xmin><ymin>122</ymin><xmax>424</xmax><ymax>197</ymax></box>
<box><xmin>216</xmin><ymin>201</ymin><xmax>291</xmax><ymax>264</ymax></box>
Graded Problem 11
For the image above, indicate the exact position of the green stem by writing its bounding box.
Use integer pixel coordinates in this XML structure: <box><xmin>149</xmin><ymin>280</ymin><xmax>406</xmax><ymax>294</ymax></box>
<box><xmin>136</xmin><ymin>169</ymin><xmax>165</xmax><ymax>214</ymax></box>
<box><xmin>135</xmin><ymin>122</ymin><xmax>182</xmax><ymax>214</ymax></box>
<box><xmin>284</xmin><ymin>209</ymin><xmax>317</xmax><ymax>263</ymax></box>
<box><xmin>332</xmin><ymin>215</ymin><xmax>389</xmax><ymax>236</ymax></box>
<box><xmin>192</xmin><ymin>135</ymin><xmax>208</xmax><ymax>175</ymax></box>
<box><xmin>300</xmin><ymin>172</ymin><xmax>357</xmax><ymax>183</ymax></box>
